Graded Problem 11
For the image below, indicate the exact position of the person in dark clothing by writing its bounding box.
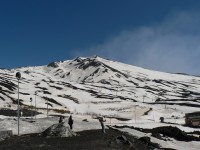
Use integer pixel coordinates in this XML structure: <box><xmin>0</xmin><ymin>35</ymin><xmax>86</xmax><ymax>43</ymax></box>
<box><xmin>68</xmin><ymin>115</ymin><xmax>73</xmax><ymax>130</ymax></box>
<box><xmin>99</xmin><ymin>116</ymin><xmax>106</xmax><ymax>133</ymax></box>
<box><xmin>59</xmin><ymin>116</ymin><xmax>64</xmax><ymax>123</ymax></box>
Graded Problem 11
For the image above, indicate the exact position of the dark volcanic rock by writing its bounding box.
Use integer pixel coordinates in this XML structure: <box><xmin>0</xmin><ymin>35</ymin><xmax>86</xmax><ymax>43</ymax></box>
<box><xmin>152</xmin><ymin>126</ymin><xmax>200</xmax><ymax>141</ymax></box>
<box><xmin>41</xmin><ymin>122</ymin><xmax>76</xmax><ymax>137</ymax></box>
<box><xmin>0</xmin><ymin>128</ymin><xmax>158</xmax><ymax>150</ymax></box>
<box><xmin>138</xmin><ymin>136</ymin><xmax>160</xmax><ymax>148</ymax></box>
<box><xmin>116</xmin><ymin>135</ymin><xmax>133</xmax><ymax>147</ymax></box>
<box><xmin>47</xmin><ymin>62</ymin><xmax>59</xmax><ymax>68</ymax></box>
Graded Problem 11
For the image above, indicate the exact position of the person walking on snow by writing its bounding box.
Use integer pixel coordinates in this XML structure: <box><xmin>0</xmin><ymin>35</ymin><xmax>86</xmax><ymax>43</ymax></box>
<box><xmin>99</xmin><ymin>116</ymin><xmax>106</xmax><ymax>133</ymax></box>
<box><xmin>68</xmin><ymin>115</ymin><xmax>73</xmax><ymax>130</ymax></box>
<box><xmin>59</xmin><ymin>116</ymin><xmax>64</xmax><ymax>123</ymax></box>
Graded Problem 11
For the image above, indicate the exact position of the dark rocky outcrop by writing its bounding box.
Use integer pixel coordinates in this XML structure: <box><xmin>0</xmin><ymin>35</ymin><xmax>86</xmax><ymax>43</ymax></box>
<box><xmin>138</xmin><ymin>136</ymin><xmax>160</xmax><ymax>148</ymax></box>
<box><xmin>41</xmin><ymin>122</ymin><xmax>76</xmax><ymax>137</ymax></box>
<box><xmin>152</xmin><ymin>126</ymin><xmax>200</xmax><ymax>141</ymax></box>
<box><xmin>47</xmin><ymin>62</ymin><xmax>59</xmax><ymax>68</ymax></box>
<box><xmin>115</xmin><ymin>135</ymin><xmax>133</xmax><ymax>147</ymax></box>
<box><xmin>0</xmin><ymin>130</ymin><xmax>13</xmax><ymax>141</ymax></box>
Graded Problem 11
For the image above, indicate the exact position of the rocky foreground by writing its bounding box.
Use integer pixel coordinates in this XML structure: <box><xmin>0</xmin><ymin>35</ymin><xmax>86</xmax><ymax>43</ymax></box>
<box><xmin>0</xmin><ymin>128</ymin><xmax>162</xmax><ymax>150</ymax></box>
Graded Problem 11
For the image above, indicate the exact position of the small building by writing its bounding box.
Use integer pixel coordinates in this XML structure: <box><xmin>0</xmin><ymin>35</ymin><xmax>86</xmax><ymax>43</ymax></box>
<box><xmin>185</xmin><ymin>111</ymin><xmax>200</xmax><ymax>126</ymax></box>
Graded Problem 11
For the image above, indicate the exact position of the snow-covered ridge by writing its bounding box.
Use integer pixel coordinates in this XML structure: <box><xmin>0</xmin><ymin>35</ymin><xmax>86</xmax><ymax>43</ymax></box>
<box><xmin>0</xmin><ymin>56</ymin><xmax>200</xmax><ymax>117</ymax></box>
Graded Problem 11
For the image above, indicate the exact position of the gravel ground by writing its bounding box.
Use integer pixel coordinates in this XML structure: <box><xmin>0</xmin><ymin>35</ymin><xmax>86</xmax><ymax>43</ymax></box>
<box><xmin>0</xmin><ymin>128</ymin><xmax>155</xmax><ymax>150</ymax></box>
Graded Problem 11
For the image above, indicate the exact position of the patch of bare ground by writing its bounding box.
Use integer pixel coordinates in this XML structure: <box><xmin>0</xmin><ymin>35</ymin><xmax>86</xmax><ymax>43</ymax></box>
<box><xmin>0</xmin><ymin>128</ymin><xmax>158</xmax><ymax>150</ymax></box>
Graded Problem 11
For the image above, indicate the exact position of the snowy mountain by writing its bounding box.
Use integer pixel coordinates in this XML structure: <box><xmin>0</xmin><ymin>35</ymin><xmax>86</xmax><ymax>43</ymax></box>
<box><xmin>1</xmin><ymin>56</ymin><xmax>200</xmax><ymax>118</ymax></box>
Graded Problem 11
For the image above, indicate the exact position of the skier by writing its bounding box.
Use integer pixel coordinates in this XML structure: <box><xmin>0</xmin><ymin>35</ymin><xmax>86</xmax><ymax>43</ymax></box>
<box><xmin>99</xmin><ymin>116</ymin><xmax>106</xmax><ymax>133</ymax></box>
<box><xmin>68</xmin><ymin>115</ymin><xmax>73</xmax><ymax>130</ymax></box>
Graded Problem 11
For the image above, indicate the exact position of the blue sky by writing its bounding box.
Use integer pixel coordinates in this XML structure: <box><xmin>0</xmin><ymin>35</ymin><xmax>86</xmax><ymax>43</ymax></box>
<box><xmin>1</xmin><ymin>0</ymin><xmax>200</xmax><ymax>75</ymax></box>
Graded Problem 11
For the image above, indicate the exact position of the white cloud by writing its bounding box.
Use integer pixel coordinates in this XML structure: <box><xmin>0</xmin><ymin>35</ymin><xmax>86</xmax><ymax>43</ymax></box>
<box><xmin>74</xmin><ymin>11</ymin><xmax>200</xmax><ymax>75</ymax></box>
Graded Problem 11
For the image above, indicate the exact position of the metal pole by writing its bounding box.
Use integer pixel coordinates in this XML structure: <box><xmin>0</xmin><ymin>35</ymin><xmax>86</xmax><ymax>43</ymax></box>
<box><xmin>16</xmin><ymin>72</ymin><xmax>21</xmax><ymax>136</ymax></box>
<box><xmin>30</xmin><ymin>97</ymin><xmax>32</xmax><ymax>120</ymax></box>
<box><xmin>47</xmin><ymin>101</ymin><xmax>48</xmax><ymax>117</ymax></box>
<box><xmin>35</xmin><ymin>92</ymin><xmax>37</xmax><ymax>120</ymax></box>
<box><xmin>17</xmin><ymin>79</ymin><xmax>19</xmax><ymax>136</ymax></box>
<box><xmin>31</xmin><ymin>100</ymin><xmax>32</xmax><ymax>119</ymax></box>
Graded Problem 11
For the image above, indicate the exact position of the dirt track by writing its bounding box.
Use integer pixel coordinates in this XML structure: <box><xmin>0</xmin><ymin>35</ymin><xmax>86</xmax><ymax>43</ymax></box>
<box><xmin>0</xmin><ymin>128</ymin><xmax>156</xmax><ymax>150</ymax></box>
